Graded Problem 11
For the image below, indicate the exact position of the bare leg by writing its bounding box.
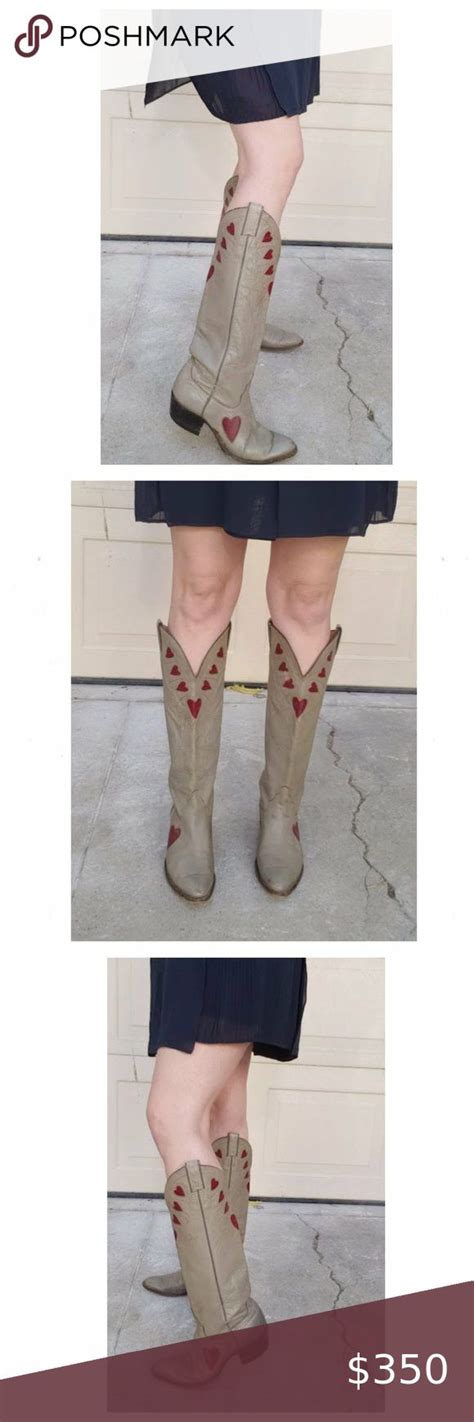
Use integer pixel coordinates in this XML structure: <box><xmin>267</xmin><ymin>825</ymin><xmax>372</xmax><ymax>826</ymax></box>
<box><xmin>168</xmin><ymin>526</ymin><xmax>247</xmax><ymax>673</ymax></box>
<box><xmin>210</xmin><ymin>1047</ymin><xmax>252</xmax><ymax>1140</ymax></box>
<box><xmin>146</xmin><ymin>1041</ymin><xmax>251</xmax><ymax>1178</ymax></box>
<box><xmin>229</xmin><ymin>115</ymin><xmax>304</xmax><ymax>224</ymax></box>
<box><xmin>266</xmin><ymin>536</ymin><xmax>348</xmax><ymax>671</ymax></box>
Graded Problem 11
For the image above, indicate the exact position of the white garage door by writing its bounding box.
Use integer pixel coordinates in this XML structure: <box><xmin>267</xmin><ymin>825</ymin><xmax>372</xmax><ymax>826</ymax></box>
<box><xmin>108</xmin><ymin>958</ymin><xmax>384</xmax><ymax>1200</ymax></box>
<box><xmin>72</xmin><ymin>481</ymin><xmax>416</xmax><ymax>688</ymax></box>
<box><xmin>101</xmin><ymin>48</ymin><xmax>392</xmax><ymax>243</ymax></box>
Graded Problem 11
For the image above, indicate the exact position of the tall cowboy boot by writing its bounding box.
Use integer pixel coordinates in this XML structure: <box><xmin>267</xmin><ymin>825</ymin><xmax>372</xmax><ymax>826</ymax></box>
<box><xmin>143</xmin><ymin>1133</ymin><xmax>252</xmax><ymax>1297</ymax></box>
<box><xmin>171</xmin><ymin>203</ymin><xmax>297</xmax><ymax>463</ymax></box>
<box><xmin>222</xmin><ymin>176</ymin><xmax>303</xmax><ymax>352</ymax></box>
<box><xmin>159</xmin><ymin>621</ymin><xmax>230</xmax><ymax>901</ymax></box>
<box><xmin>256</xmin><ymin>622</ymin><xmax>342</xmax><ymax>895</ymax></box>
<box><xmin>164</xmin><ymin>1160</ymin><xmax>265</xmax><ymax>1339</ymax></box>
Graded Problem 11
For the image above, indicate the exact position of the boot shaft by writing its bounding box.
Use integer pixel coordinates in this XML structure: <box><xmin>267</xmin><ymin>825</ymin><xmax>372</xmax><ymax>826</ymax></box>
<box><xmin>260</xmin><ymin>622</ymin><xmax>342</xmax><ymax>814</ymax></box>
<box><xmin>159</xmin><ymin>622</ymin><xmax>230</xmax><ymax>817</ymax></box>
<box><xmin>164</xmin><ymin>1159</ymin><xmax>251</xmax><ymax>1335</ymax></box>
<box><xmin>213</xmin><ymin>1133</ymin><xmax>252</xmax><ymax>1239</ymax></box>
<box><xmin>190</xmin><ymin>203</ymin><xmax>281</xmax><ymax>408</ymax></box>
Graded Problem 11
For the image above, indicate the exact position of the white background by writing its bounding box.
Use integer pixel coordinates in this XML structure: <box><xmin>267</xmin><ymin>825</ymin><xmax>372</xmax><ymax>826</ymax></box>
<box><xmin>1</xmin><ymin>0</ymin><xmax>474</xmax><ymax>1382</ymax></box>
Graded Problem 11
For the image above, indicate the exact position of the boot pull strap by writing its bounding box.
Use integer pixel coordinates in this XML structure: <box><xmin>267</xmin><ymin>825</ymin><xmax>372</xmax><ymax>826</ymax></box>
<box><xmin>242</xmin><ymin>204</ymin><xmax>264</xmax><ymax>236</ymax></box>
<box><xmin>185</xmin><ymin>1161</ymin><xmax>206</xmax><ymax>1193</ymax></box>
<box><xmin>226</xmin><ymin>1133</ymin><xmax>240</xmax><ymax>1157</ymax></box>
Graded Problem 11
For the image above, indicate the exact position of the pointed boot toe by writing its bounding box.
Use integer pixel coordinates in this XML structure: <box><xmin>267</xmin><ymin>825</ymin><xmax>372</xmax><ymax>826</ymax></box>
<box><xmin>143</xmin><ymin>1269</ymin><xmax>186</xmax><ymax>1296</ymax></box>
<box><xmin>256</xmin><ymin>841</ymin><xmax>303</xmax><ymax>896</ymax></box>
<box><xmin>268</xmin><ymin>430</ymin><xmax>298</xmax><ymax>463</ymax></box>
<box><xmin>165</xmin><ymin>856</ymin><xmax>215</xmax><ymax>903</ymax></box>
<box><xmin>261</xmin><ymin>322</ymin><xmax>304</xmax><ymax>352</ymax></box>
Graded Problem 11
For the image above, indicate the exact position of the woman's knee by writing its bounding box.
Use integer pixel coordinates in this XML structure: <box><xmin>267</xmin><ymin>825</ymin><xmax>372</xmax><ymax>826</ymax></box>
<box><xmin>238</xmin><ymin>118</ymin><xmax>303</xmax><ymax>187</ymax></box>
<box><xmin>146</xmin><ymin>1094</ymin><xmax>175</xmax><ymax>1153</ymax></box>
<box><xmin>268</xmin><ymin>572</ymin><xmax>335</xmax><ymax>631</ymax></box>
<box><xmin>177</xmin><ymin>565</ymin><xmax>242</xmax><ymax>626</ymax></box>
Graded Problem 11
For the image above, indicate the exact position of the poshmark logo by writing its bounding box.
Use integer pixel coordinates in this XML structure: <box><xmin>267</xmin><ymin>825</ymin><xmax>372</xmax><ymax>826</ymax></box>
<box><xmin>14</xmin><ymin>18</ymin><xmax>235</xmax><ymax>56</ymax></box>
<box><xmin>15</xmin><ymin>14</ymin><xmax>53</xmax><ymax>56</ymax></box>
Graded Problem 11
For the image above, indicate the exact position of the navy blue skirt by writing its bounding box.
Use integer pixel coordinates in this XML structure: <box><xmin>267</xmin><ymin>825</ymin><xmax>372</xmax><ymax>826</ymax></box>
<box><xmin>145</xmin><ymin>59</ymin><xmax>320</xmax><ymax>122</ymax></box>
<box><xmin>134</xmin><ymin>481</ymin><xmax>398</xmax><ymax>539</ymax></box>
<box><xmin>148</xmin><ymin>958</ymin><xmax>307</xmax><ymax>1061</ymax></box>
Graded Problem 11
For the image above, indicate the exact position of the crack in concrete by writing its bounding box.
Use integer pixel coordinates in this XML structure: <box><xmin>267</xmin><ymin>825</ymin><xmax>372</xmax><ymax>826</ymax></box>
<box><xmin>312</xmin><ymin>1230</ymin><xmax>346</xmax><ymax>1310</ymax></box>
<box><xmin>102</xmin><ymin>254</ymin><xmax>151</xmax><ymax>422</ymax></box>
<box><xmin>324</xmin><ymin>718</ymin><xmax>415</xmax><ymax>933</ymax></box>
<box><xmin>299</xmin><ymin>257</ymin><xmax>392</xmax><ymax>455</ymax></box>
<box><xmin>72</xmin><ymin>703</ymin><xmax>130</xmax><ymax>899</ymax></box>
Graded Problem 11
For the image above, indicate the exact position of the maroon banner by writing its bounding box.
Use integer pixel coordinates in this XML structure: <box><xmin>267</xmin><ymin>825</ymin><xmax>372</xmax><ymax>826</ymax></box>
<box><xmin>1</xmin><ymin>1284</ymin><xmax>472</xmax><ymax>1421</ymax></box>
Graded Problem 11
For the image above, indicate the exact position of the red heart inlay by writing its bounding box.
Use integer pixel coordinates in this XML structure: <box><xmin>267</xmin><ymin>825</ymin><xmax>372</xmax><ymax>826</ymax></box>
<box><xmin>228</xmin><ymin>187</ymin><xmax>234</xmax><ymax>199</ymax></box>
<box><xmin>327</xmin><ymin>652</ymin><xmax>333</xmax><ymax>661</ymax></box>
<box><xmin>308</xmin><ymin>682</ymin><xmax>318</xmax><ymax>693</ymax></box>
<box><xmin>216</xmin><ymin>250</ymin><xmax>222</xmax><ymax>263</ymax></box>
<box><xmin>217</xmin><ymin>647</ymin><xmax>224</xmax><ymax>658</ymax></box>
<box><xmin>209</xmin><ymin>664</ymin><xmax>218</xmax><ymax>675</ymax></box>
<box><xmin>262</xmin><ymin>230</ymin><xmax>272</xmax><ymax>242</ymax></box>
<box><xmin>174</xmin><ymin>1202</ymin><xmax>182</xmax><ymax>1212</ymax></box>
<box><xmin>279</xmin><ymin>661</ymin><xmax>288</xmax><ymax>672</ymax></box>
<box><xmin>215</xmin><ymin>1148</ymin><xmax>222</xmax><ymax>1158</ymax></box>
<box><xmin>224</xmin><ymin>1202</ymin><xmax>229</xmax><ymax>1213</ymax></box>
<box><xmin>172</xmin><ymin>1215</ymin><xmax>180</xmax><ymax>1226</ymax></box>
<box><xmin>168</xmin><ymin>825</ymin><xmax>181</xmax><ymax>848</ymax></box>
<box><xmin>165</xmin><ymin>648</ymin><xmax>173</xmax><ymax>659</ymax></box>
<box><xmin>275</xmin><ymin>642</ymin><xmax>283</xmax><ymax>655</ymax></box>
<box><xmin>210</xmin><ymin>1178</ymin><xmax>219</xmax><ymax>1190</ymax></box>
<box><xmin>319</xmin><ymin>667</ymin><xmax>326</xmax><ymax>678</ymax></box>
<box><xmin>174</xmin><ymin>1185</ymin><xmax>185</xmax><ymax>1196</ymax></box>
<box><xmin>265</xmin><ymin>266</ymin><xmax>274</xmax><ymax>276</ymax></box>
<box><xmin>264</xmin><ymin>250</ymin><xmax>273</xmax><ymax>260</ymax></box>
<box><xmin>206</xmin><ymin>265</ymin><xmax>214</xmax><ymax>281</ymax></box>
<box><xmin>283</xmin><ymin>678</ymin><xmax>294</xmax><ymax>689</ymax></box>
<box><xmin>292</xmin><ymin>823</ymin><xmax>300</xmax><ymax>840</ymax></box>
<box><xmin>222</xmin><ymin>415</ymin><xmax>241</xmax><ymax>443</ymax></box>
<box><xmin>170</xmin><ymin>665</ymin><xmax>180</xmax><ymax>676</ymax></box>
<box><xmin>241</xmin><ymin>1150</ymin><xmax>248</xmax><ymax>1158</ymax></box>
<box><xmin>268</xmin><ymin>282</ymin><xmax>273</xmax><ymax>295</ymax></box>
<box><xmin>202</xmin><ymin>680</ymin><xmax>211</xmax><ymax>690</ymax></box>
<box><xmin>218</xmin><ymin>1190</ymin><xmax>225</xmax><ymax>1202</ymax></box>
<box><xmin>227</xmin><ymin>221</ymin><xmax>235</xmax><ymax>235</ymax></box>
<box><xmin>187</xmin><ymin>699</ymin><xmax>202</xmax><ymax>719</ymax></box>
<box><xmin>177</xmin><ymin>681</ymin><xmax>188</xmax><ymax>692</ymax></box>
<box><xmin>220</xmin><ymin>236</ymin><xmax>227</xmax><ymax>250</ymax></box>
<box><xmin>293</xmin><ymin>697</ymin><xmax>307</xmax><ymax>719</ymax></box>
<box><xmin>230</xmin><ymin>1214</ymin><xmax>239</xmax><ymax>1230</ymax></box>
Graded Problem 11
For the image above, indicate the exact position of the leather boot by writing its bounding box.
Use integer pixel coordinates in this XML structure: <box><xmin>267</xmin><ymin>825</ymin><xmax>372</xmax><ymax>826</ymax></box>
<box><xmin>143</xmin><ymin>1133</ymin><xmax>252</xmax><ymax>1297</ymax></box>
<box><xmin>171</xmin><ymin>203</ymin><xmax>297</xmax><ymax>463</ymax></box>
<box><xmin>159</xmin><ymin>621</ymin><xmax>230</xmax><ymax>901</ymax></box>
<box><xmin>164</xmin><ymin>1160</ymin><xmax>265</xmax><ymax>1339</ymax></box>
<box><xmin>256</xmin><ymin>622</ymin><xmax>342</xmax><ymax>895</ymax></box>
<box><xmin>222</xmin><ymin>175</ymin><xmax>303</xmax><ymax>352</ymax></box>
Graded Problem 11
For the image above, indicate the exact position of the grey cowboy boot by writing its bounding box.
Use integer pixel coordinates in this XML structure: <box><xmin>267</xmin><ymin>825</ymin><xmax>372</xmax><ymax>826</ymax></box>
<box><xmin>164</xmin><ymin>1160</ymin><xmax>265</xmax><ymax>1339</ymax></box>
<box><xmin>256</xmin><ymin>622</ymin><xmax>342</xmax><ymax>895</ymax></box>
<box><xmin>222</xmin><ymin>175</ymin><xmax>303</xmax><ymax>352</ymax></box>
<box><xmin>159</xmin><ymin>621</ymin><xmax>230</xmax><ymax>902</ymax></box>
<box><xmin>143</xmin><ymin>1133</ymin><xmax>252</xmax><ymax>1297</ymax></box>
<box><xmin>171</xmin><ymin>203</ymin><xmax>297</xmax><ymax>462</ymax></box>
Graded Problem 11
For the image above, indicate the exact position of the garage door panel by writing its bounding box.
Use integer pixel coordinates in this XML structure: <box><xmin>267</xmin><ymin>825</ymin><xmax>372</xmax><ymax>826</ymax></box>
<box><xmin>107</xmin><ymin>960</ymin><xmax>385</xmax><ymax>1200</ymax></box>
<box><xmin>102</xmin><ymin>46</ymin><xmax>392</xmax><ymax>242</ymax></box>
<box><xmin>72</xmin><ymin>482</ymin><xmax>416</xmax><ymax>687</ymax></box>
